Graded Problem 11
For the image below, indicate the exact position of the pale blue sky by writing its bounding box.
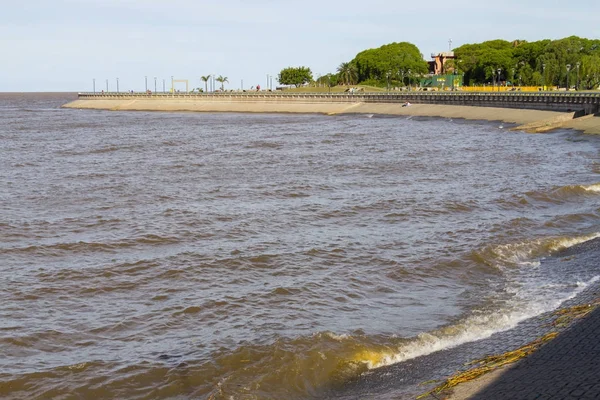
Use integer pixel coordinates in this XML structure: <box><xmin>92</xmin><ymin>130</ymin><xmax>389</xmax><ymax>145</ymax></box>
<box><xmin>2</xmin><ymin>0</ymin><xmax>599</xmax><ymax>92</ymax></box>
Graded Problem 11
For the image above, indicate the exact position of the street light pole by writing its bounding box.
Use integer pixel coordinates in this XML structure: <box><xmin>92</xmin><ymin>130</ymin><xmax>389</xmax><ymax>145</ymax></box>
<box><xmin>566</xmin><ymin>64</ymin><xmax>571</xmax><ymax>91</ymax></box>
<box><xmin>386</xmin><ymin>71</ymin><xmax>390</xmax><ymax>92</ymax></box>
<box><xmin>407</xmin><ymin>69</ymin><xmax>411</xmax><ymax>91</ymax></box>
<box><xmin>145</xmin><ymin>76</ymin><xmax>148</xmax><ymax>92</ymax></box>
<box><xmin>576</xmin><ymin>62</ymin><xmax>580</xmax><ymax>90</ymax></box>
<box><xmin>542</xmin><ymin>63</ymin><xmax>546</xmax><ymax>90</ymax></box>
<box><xmin>154</xmin><ymin>77</ymin><xmax>157</xmax><ymax>93</ymax></box>
<box><xmin>93</xmin><ymin>78</ymin><xmax>96</xmax><ymax>93</ymax></box>
<box><xmin>497</xmin><ymin>68</ymin><xmax>501</xmax><ymax>92</ymax></box>
<box><xmin>171</xmin><ymin>76</ymin><xmax>174</xmax><ymax>94</ymax></box>
<box><xmin>116</xmin><ymin>78</ymin><xmax>119</xmax><ymax>93</ymax></box>
<box><xmin>511</xmin><ymin>68</ymin><xmax>515</xmax><ymax>88</ymax></box>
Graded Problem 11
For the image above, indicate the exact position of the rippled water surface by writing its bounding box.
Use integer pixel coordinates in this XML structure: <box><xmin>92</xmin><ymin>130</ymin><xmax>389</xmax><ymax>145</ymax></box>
<box><xmin>1</xmin><ymin>93</ymin><xmax>600</xmax><ymax>399</ymax></box>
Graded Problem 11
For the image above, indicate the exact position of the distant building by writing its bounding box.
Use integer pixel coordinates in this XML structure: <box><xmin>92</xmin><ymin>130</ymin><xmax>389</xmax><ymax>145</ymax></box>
<box><xmin>428</xmin><ymin>51</ymin><xmax>456</xmax><ymax>75</ymax></box>
<box><xmin>420</xmin><ymin>50</ymin><xmax>462</xmax><ymax>90</ymax></box>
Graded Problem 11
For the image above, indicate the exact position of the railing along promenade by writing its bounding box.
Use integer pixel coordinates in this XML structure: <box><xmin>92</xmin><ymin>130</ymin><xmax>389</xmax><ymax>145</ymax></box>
<box><xmin>78</xmin><ymin>91</ymin><xmax>600</xmax><ymax>114</ymax></box>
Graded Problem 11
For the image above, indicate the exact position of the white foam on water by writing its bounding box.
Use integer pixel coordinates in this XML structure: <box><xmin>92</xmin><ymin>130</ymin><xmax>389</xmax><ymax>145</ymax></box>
<box><xmin>518</xmin><ymin>261</ymin><xmax>541</xmax><ymax>267</ymax></box>
<box><xmin>547</xmin><ymin>232</ymin><xmax>600</xmax><ymax>252</ymax></box>
<box><xmin>581</xmin><ymin>183</ymin><xmax>600</xmax><ymax>193</ymax></box>
<box><xmin>324</xmin><ymin>332</ymin><xmax>350</xmax><ymax>341</ymax></box>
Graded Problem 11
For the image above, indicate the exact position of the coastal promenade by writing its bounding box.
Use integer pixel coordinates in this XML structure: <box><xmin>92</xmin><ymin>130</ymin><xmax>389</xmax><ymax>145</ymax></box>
<box><xmin>76</xmin><ymin>91</ymin><xmax>600</xmax><ymax>114</ymax></box>
<box><xmin>64</xmin><ymin>91</ymin><xmax>600</xmax><ymax>134</ymax></box>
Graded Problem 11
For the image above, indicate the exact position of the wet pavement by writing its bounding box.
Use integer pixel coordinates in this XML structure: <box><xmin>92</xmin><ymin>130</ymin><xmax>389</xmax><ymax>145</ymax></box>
<box><xmin>471</xmin><ymin>305</ymin><xmax>600</xmax><ymax>400</ymax></box>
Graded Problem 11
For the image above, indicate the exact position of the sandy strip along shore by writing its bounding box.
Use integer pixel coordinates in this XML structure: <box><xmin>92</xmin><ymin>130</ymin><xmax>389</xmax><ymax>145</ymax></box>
<box><xmin>62</xmin><ymin>99</ymin><xmax>600</xmax><ymax>134</ymax></box>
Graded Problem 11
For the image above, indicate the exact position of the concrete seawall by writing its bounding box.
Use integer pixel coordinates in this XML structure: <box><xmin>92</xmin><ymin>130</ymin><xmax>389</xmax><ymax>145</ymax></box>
<box><xmin>62</xmin><ymin>93</ymin><xmax>600</xmax><ymax>134</ymax></box>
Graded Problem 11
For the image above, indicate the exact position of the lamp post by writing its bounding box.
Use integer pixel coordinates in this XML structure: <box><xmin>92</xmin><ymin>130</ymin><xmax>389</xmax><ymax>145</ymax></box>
<box><xmin>511</xmin><ymin>68</ymin><xmax>515</xmax><ymax>88</ymax></box>
<box><xmin>407</xmin><ymin>69</ymin><xmax>411</xmax><ymax>91</ymax></box>
<box><xmin>400</xmin><ymin>69</ymin><xmax>405</xmax><ymax>90</ymax></box>
<box><xmin>576</xmin><ymin>62</ymin><xmax>580</xmax><ymax>90</ymax></box>
<box><xmin>542</xmin><ymin>63</ymin><xmax>546</xmax><ymax>89</ymax></box>
<box><xmin>145</xmin><ymin>76</ymin><xmax>148</xmax><ymax>92</ymax></box>
<box><xmin>386</xmin><ymin>71</ymin><xmax>390</xmax><ymax>92</ymax></box>
<box><xmin>171</xmin><ymin>76</ymin><xmax>174</xmax><ymax>94</ymax></box>
<box><xmin>154</xmin><ymin>77</ymin><xmax>157</xmax><ymax>93</ymax></box>
<box><xmin>116</xmin><ymin>78</ymin><xmax>119</xmax><ymax>93</ymax></box>
<box><xmin>497</xmin><ymin>68</ymin><xmax>502</xmax><ymax>92</ymax></box>
<box><xmin>566</xmin><ymin>64</ymin><xmax>571</xmax><ymax>91</ymax></box>
<box><xmin>93</xmin><ymin>78</ymin><xmax>96</xmax><ymax>93</ymax></box>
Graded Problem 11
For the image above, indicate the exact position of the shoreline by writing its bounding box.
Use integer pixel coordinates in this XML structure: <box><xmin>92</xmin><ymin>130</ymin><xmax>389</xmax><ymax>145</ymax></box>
<box><xmin>62</xmin><ymin>99</ymin><xmax>600</xmax><ymax>134</ymax></box>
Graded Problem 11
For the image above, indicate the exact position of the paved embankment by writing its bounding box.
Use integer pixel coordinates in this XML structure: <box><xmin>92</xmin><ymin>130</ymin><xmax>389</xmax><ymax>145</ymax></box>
<box><xmin>62</xmin><ymin>98</ymin><xmax>600</xmax><ymax>134</ymax></box>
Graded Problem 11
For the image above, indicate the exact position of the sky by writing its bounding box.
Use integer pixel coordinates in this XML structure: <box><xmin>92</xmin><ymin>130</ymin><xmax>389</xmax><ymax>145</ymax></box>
<box><xmin>2</xmin><ymin>0</ymin><xmax>599</xmax><ymax>92</ymax></box>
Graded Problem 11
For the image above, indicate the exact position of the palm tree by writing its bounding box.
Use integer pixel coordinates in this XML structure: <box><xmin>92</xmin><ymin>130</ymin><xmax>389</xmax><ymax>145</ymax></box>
<box><xmin>337</xmin><ymin>62</ymin><xmax>358</xmax><ymax>86</ymax></box>
<box><xmin>201</xmin><ymin>75</ymin><xmax>211</xmax><ymax>92</ymax></box>
<box><xmin>215</xmin><ymin>75</ymin><xmax>229</xmax><ymax>91</ymax></box>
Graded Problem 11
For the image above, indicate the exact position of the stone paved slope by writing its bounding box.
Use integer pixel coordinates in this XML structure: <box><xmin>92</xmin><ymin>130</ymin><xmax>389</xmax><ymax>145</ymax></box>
<box><xmin>471</xmin><ymin>307</ymin><xmax>600</xmax><ymax>399</ymax></box>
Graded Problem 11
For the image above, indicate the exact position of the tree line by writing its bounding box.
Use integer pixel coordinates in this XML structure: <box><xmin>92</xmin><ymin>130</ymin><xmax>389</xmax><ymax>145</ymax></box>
<box><xmin>278</xmin><ymin>36</ymin><xmax>600</xmax><ymax>90</ymax></box>
<box><xmin>455</xmin><ymin>36</ymin><xmax>600</xmax><ymax>89</ymax></box>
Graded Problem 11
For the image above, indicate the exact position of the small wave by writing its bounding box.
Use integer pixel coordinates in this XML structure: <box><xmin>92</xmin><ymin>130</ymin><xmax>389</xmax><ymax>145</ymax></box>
<box><xmin>472</xmin><ymin>232</ymin><xmax>600</xmax><ymax>268</ymax></box>
<box><xmin>581</xmin><ymin>183</ymin><xmax>600</xmax><ymax>193</ymax></box>
<box><xmin>270</xmin><ymin>287</ymin><xmax>302</xmax><ymax>296</ymax></box>
<box><xmin>89</xmin><ymin>146</ymin><xmax>121</xmax><ymax>154</ymax></box>
<box><xmin>0</xmin><ymin>235</ymin><xmax>181</xmax><ymax>256</ymax></box>
<box><xmin>245</xmin><ymin>141</ymin><xmax>283</xmax><ymax>149</ymax></box>
<box><xmin>523</xmin><ymin>183</ymin><xmax>600</xmax><ymax>204</ymax></box>
<box><xmin>555</xmin><ymin>183</ymin><xmax>600</xmax><ymax>196</ymax></box>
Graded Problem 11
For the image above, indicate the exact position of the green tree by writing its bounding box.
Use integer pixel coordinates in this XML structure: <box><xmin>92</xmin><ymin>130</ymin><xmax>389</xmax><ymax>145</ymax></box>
<box><xmin>201</xmin><ymin>75</ymin><xmax>211</xmax><ymax>92</ymax></box>
<box><xmin>215</xmin><ymin>75</ymin><xmax>228</xmax><ymax>91</ymax></box>
<box><xmin>455</xmin><ymin>40</ymin><xmax>514</xmax><ymax>85</ymax></box>
<box><xmin>278</xmin><ymin>66</ymin><xmax>313</xmax><ymax>87</ymax></box>
<box><xmin>337</xmin><ymin>62</ymin><xmax>358</xmax><ymax>86</ymax></box>
<box><xmin>580</xmin><ymin>54</ymin><xmax>600</xmax><ymax>89</ymax></box>
<box><xmin>350</xmin><ymin>42</ymin><xmax>428</xmax><ymax>85</ymax></box>
<box><xmin>454</xmin><ymin>36</ymin><xmax>600</xmax><ymax>87</ymax></box>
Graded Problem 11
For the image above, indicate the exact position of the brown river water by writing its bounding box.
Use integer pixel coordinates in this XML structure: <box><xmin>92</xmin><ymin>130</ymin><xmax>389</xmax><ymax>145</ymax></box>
<box><xmin>1</xmin><ymin>92</ymin><xmax>600</xmax><ymax>399</ymax></box>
